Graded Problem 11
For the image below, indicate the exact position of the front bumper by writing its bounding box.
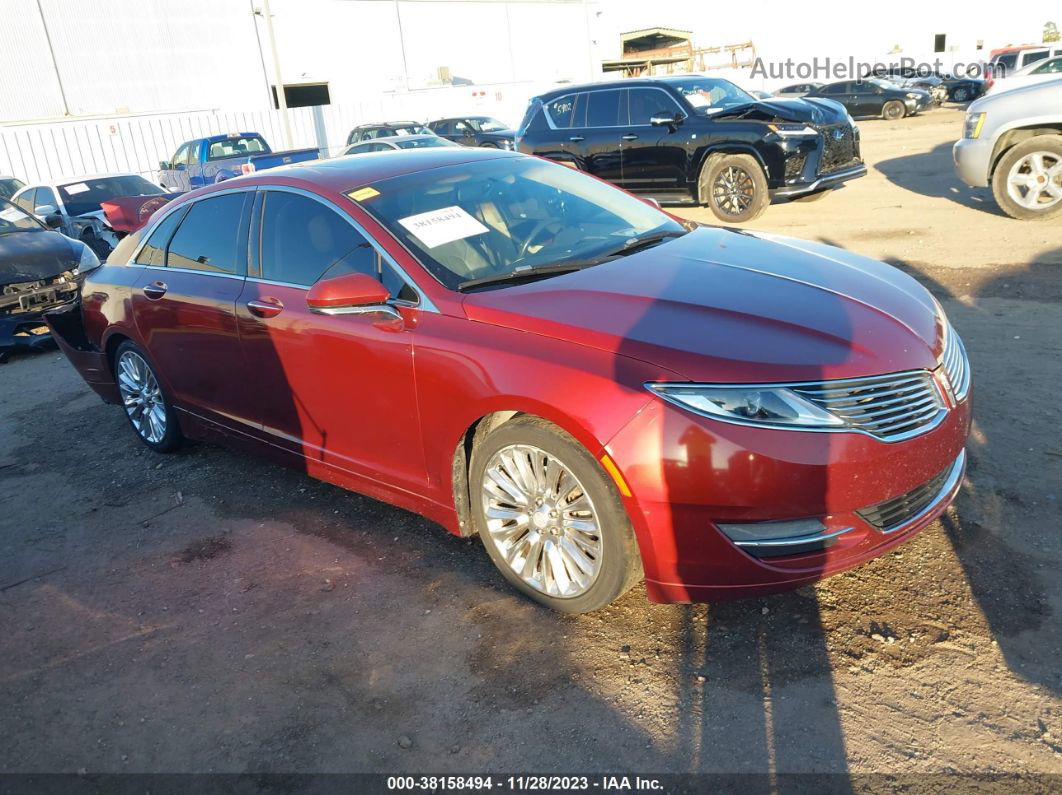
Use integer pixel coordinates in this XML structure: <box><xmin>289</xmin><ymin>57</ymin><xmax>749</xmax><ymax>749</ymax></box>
<box><xmin>772</xmin><ymin>163</ymin><xmax>867</xmax><ymax>199</ymax></box>
<box><xmin>953</xmin><ymin>137</ymin><xmax>993</xmax><ymax>188</ymax></box>
<box><xmin>604</xmin><ymin>391</ymin><xmax>971</xmax><ymax>603</ymax></box>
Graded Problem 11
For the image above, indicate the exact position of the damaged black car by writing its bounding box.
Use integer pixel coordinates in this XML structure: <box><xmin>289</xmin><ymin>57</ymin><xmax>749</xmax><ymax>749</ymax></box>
<box><xmin>0</xmin><ymin>198</ymin><xmax>98</xmax><ymax>363</ymax></box>
<box><xmin>515</xmin><ymin>75</ymin><xmax>866</xmax><ymax>222</ymax></box>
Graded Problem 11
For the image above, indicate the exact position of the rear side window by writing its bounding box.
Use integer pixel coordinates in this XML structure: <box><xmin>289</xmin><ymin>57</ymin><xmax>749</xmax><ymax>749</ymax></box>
<box><xmin>167</xmin><ymin>193</ymin><xmax>247</xmax><ymax>274</ymax></box>
<box><xmin>136</xmin><ymin>208</ymin><xmax>186</xmax><ymax>266</ymax></box>
<box><xmin>545</xmin><ymin>94</ymin><xmax>586</xmax><ymax>128</ymax></box>
<box><xmin>586</xmin><ymin>90</ymin><xmax>626</xmax><ymax>127</ymax></box>
<box><xmin>1022</xmin><ymin>51</ymin><xmax>1050</xmax><ymax>68</ymax></box>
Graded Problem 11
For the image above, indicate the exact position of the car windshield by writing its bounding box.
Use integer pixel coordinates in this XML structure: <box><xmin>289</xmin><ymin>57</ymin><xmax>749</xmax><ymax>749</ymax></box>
<box><xmin>57</xmin><ymin>175</ymin><xmax>164</xmax><ymax>216</ymax></box>
<box><xmin>355</xmin><ymin>157</ymin><xmax>685</xmax><ymax>291</ymax></box>
<box><xmin>0</xmin><ymin>199</ymin><xmax>43</xmax><ymax>234</ymax></box>
<box><xmin>391</xmin><ymin>124</ymin><xmax>432</xmax><ymax>136</ymax></box>
<box><xmin>0</xmin><ymin>178</ymin><xmax>25</xmax><ymax>200</ymax></box>
<box><xmin>667</xmin><ymin>77</ymin><xmax>756</xmax><ymax>113</ymax></box>
<box><xmin>394</xmin><ymin>137</ymin><xmax>454</xmax><ymax>149</ymax></box>
<box><xmin>467</xmin><ymin>118</ymin><xmax>508</xmax><ymax>132</ymax></box>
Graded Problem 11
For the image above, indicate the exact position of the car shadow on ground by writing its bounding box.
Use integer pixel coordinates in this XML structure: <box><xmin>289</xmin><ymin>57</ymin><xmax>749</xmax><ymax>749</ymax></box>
<box><xmin>876</xmin><ymin>141</ymin><xmax>1006</xmax><ymax>216</ymax></box>
<box><xmin>820</xmin><ymin>236</ymin><xmax>1062</xmax><ymax>697</ymax></box>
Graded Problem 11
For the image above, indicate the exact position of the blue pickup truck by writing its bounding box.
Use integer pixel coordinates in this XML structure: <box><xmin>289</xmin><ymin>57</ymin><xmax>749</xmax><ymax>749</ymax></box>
<box><xmin>157</xmin><ymin>133</ymin><xmax>318</xmax><ymax>191</ymax></box>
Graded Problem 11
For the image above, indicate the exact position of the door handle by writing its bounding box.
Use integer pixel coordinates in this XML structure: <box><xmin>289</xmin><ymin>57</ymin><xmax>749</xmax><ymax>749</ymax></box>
<box><xmin>569</xmin><ymin>135</ymin><xmax>585</xmax><ymax>142</ymax></box>
<box><xmin>247</xmin><ymin>297</ymin><xmax>284</xmax><ymax>319</ymax></box>
<box><xmin>622</xmin><ymin>134</ymin><xmax>639</xmax><ymax>141</ymax></box>
<box><xmin>142</xmin><ymin>281</ymin><xmax>167</xmax><ymax>299</ymax></box>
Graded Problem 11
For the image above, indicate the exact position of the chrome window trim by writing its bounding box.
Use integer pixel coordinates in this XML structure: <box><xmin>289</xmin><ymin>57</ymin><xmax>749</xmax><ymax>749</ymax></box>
<box><xmin>128</xmin><ymin>262</ymin><xmax>245</xmax><ymax>282</ymax></box>
<box><xmin>645</xmin><ymin>368</ymin><xmax>951</xmax><ymax>444</ymax></box>
<box><xmin>543</xmin><ymin>86</ymin><xmax>686</xmax><ymax>131</ymax></box>
<box><xmin>127</xmin><ymin>185</ymin><xmax>255</xmax><ymax>266</ymax></box>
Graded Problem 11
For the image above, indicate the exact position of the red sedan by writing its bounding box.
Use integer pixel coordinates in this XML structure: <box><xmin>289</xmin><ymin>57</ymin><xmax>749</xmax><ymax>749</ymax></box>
<box><xmin>47</xmin><ymin>148</ymin><xmax>971</xmax><ymax>613</ymax></box>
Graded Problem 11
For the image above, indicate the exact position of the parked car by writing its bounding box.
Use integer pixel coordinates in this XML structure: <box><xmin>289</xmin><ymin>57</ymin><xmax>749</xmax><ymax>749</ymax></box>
<box><xmin>0</xmin><ymin>198</ymin><xmax>99</xmax><ymax>363</ymax></box>
<box><xmin>873</xmin><ymin>67</ymin><xmax>982</xmax><ymax>103</ymax></box>
<box><xmin>11</xmin><ymin>173</ymin><xmax>165</xmax><ymax>257</ymax></box>
<box><xmin>346</xmin><ymin>121</ymin><xmax>435</xmax><ymax>146</ymax></box>
<box><xmin>0</xmin><ymin>175</ymin><xmax>25</xmax><ymax>200</ymax></box>
<box><xmin>516</xmin><ymin>76</ymin><xmax>866</xmax><ymax>223</ymax></box>
<box><xmin>46</xmin><ymin>148</ymin><xmax>970</xmax><ymax>613</ymax></box>
<box><xmin>428</xmin><ymin>116</ymin><xmax>516</xmax><ymax>149</ymax></box>
<box><xmin>954</xmin><ymin>78</ymin><xmax>1062</xmax><ymax>220</ymax></box>
<box><xmin>988</xmin><ymin>45</ymin><xmax>1062</xmax><ymax>78</ymax></box>
<box><xmin>878</xmin><ymin>72</ymin><xmax>948</xmax><ymax>105</ymax></box>
<box><xmin>340</xmin><ymin>134</ymin><xmax>459</xmax><ymax>156</ymax></box>
<box><xmin>158</xmin><ymin>133</ymin><xmax>318</xmax><ymax>192</ymax></box>
<box><xmin>985</xmin><ymin>54</ymin><xmax>1062</xmax><ymax>95</ymax></box>
<box><xmin>805</xmin><ymin>79</ymin><xmax>931</xmax><ymax>120</ymax></box>
<box><xmin>774</xmin><ymin>82</ymin><xmax>824</xmax><ymax>98</ymax></box>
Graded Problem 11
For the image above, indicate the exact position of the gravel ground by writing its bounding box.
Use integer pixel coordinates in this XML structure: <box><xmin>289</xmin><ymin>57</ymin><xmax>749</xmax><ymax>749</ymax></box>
<box><xmin>0</xmin><ymin>106</ymin><xmax>1059</xmax><ymax>783</ymax></box>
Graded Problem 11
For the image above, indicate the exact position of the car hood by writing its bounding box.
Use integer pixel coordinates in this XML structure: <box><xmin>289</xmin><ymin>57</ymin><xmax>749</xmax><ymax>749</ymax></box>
<box><xmin>0</xmin><ymin>229</ymin><xmax>80</xmax><ymax>286</ymax></box>
<box><xmin>710</xmin><ymin>97</ymin><xmax>848</xmax><ymax>125</ymax></box>
<box><xmin>462</xmin><ymin>227</ymin><xmax>942</xmax><ymax>384</ymax></box>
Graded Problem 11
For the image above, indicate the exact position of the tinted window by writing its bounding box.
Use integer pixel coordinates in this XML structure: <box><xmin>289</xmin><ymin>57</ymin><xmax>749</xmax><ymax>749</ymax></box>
<box><xmin>586</xmin><ymin>90</ymin><xmax>626</xmax><ymax>127</ymax></box>
<box><xmin>628</xmin><ymin>88</ymin><xmax>681</xmax><ymax>125</ymax></box>
<box><xmin>994</xmin><ymin>54</ymin><xmax>1018</xmax><ymax>72</ymax></box>
<box><xmin>136</xmin><ymin>208</ymin><xmax>186</xmax><ymax>266</ymax></box>
<box><xmin>58</xmin><ymin>175</ymin><xmax>164</xmax><ymax>216</ymax></box>
<box><xmin>1022</xmin><ymin>51</ymin><xmax>1049</xmax><ymax>67</ymax></box>
<box><xmin>167</xmin><ymin>193</ymin><xmax>247</xmax><ymax>274</ymax></box>
<box><xmin>259</xmin><ymin>192</ymin><xmax>377</xmax><ymax>287</ymax></box>
<box><xmin>824</xmin><ymin>83</ymin><xmax>849</xmax><ymax>94</ymax></box>
<box><xmin>546</xmin><ymin>94</ymin><xmax>579</xmax><ymax>127</ymax></box>
<box><xmin>434</xmin><ymin>121</ymin><xmax>453</xmax><ymax>134</ymax></box>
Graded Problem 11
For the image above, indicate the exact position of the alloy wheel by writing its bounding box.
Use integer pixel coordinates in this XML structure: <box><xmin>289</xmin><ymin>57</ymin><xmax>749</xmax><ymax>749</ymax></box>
<box><xmin>953</xmin><ymin>87</ymin><xmax>969</xmax><ymax>102</ymax></box>
<box><xmin>116</xmin><ymin>350</ymin><xmax>167</xmax><ymax>444</ymax></box>
<box><xmin>712</xmin><ymin>166</ymin><xmax>755</xmax><ymax>217</ymax></box>
<box><xmin>1007</xmin><ymin>152</ymin><xmax>1062</xmax><ymax>211</ymax></box>
<box><xmin>480</xmin><ymin>444</ymin><xmax>603</xmax><ymax>598</ymax></box>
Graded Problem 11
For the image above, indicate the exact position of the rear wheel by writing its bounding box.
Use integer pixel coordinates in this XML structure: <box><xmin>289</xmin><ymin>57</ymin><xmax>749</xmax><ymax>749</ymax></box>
<box><xmin>882</xmin><ymin>100</ymin><xmax>907</xmax><ymax>121</ymax></box>
<box><xmin>469</xmin><ymin>416</ymin><xmax>641</xmax><ymax>613</ymax></box>
<box><xmin>992</xmin><ymin>136</ymin><xmax>1062</xmax><ymax>221</ymax></box>
<box><xmin>114</xmin><ymin>341</ymin><xmax>182</xmax><ymax>452</ymax></box>
<box><xmin>952</xmin><ymin>86</ymin><xmax>971</xmax><ymax>103</ymax></box>
<box><xmin>701</xmin><ymin>154</ymin><xmax>770</xmax><ymax>223</ymax></box>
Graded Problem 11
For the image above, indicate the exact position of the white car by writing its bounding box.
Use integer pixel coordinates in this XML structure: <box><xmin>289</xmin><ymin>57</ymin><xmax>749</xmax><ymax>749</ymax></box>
<box><xmin>10</xmin><ymin>173</ymin><xmax>165</xmax><ymax>257</ymax></box>
<box><xmin>986</xmin><ymin>54</ymin><xmax>1062</xmax><ymax>95</ymax></box>
<box><xmin>339</xmin><ymin>134</ymin><xmax>460</xmax><ymax>157</ymax></box>
<box><xmin>0</xmin><ymin>175</ymin><xmax>25</xmax><ymax>201</ymax></box>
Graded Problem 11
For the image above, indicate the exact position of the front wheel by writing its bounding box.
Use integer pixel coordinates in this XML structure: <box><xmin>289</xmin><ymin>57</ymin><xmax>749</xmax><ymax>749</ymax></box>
<box><xmin>114</xmin><ymin>341</ymin><xmax>183</xmax><ymax>452</ymax></box>
<box><xmin>952</xmin><ymin>86</ymin><xmax>971</xmax><ymax>103</ymax></box>
<box><xmin>882</xmin><ymin>100</ymin><xmax>907</xmax><ymax>121</ymax></box>
<box><xmin>701</xmin><ymin>154</ymin><xmax>770</xmax><ymax>223</ymax></box>
<box><xmin>991</xmin><ymin>136</ymin><xmax>1062</xmax><ymax>221</ymax></box>
<box><xmin>469</xmin><ymin>416</ymin><xmax>641</xmax><ymax>613</ymax></box>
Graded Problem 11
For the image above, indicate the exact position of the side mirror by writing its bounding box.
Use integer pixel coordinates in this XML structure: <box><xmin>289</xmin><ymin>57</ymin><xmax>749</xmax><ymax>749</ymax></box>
<box><xmin>306</xmin><ymin>272</ymin><xmax>398</xmax><ymax>319</ymax></box>
<box><xmin>650</xmin><ymin>112</ymin><xmax>684</xmax><ymax>128</ymax></box>
<box><xmin>34</xmin><ymin>204</ymin><xmax>57</xmax><ymax>217</ymax></box>
<box><xmin>159</xmin><ymin>160</ymin><xmax>172</xmax><ymax>170</ymax></box>
<box><xmin>44</xmin><ymin>213</ymin><xmax>64</xmax><ymax>229</ymax></box>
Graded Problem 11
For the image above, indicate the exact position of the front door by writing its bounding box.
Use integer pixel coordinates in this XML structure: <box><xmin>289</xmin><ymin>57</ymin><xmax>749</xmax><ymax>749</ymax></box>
<box><xmin>130</xmin><ymin>191</ymin><xmax>255</xmax><ymax>430</ymax></box>
<box><xmin>619</xmin><ymin>87</ymin><xmax>688</xmax><ymax>194</ymax></box>
<box><xmin>236</xmin><ymin>189</ymin><xmax>427</xmax><ymax>493</ymax></box>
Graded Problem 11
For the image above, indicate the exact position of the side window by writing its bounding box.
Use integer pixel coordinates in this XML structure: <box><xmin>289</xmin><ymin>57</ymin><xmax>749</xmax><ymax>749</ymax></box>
<box><xmin>171</xmin><ymin>144</ymin><xmax>188</xmax><ymax>166</ymax></box>
<box><xmin>369</xmin><ymin>143</ymin><xmax>392</xmax><ymax>152</ymax></box>
<box><xmin>1035</xmin><ymin>58</ymin><xmax>1062</xmax><ymax>74</ymax></box>
<box><xmin>628</xmin><ymin>88</ymin><xmax>682</xmax><ymax>125</ymax></box>
<box><xmin>136</xmin><ymin>208</ymin><xmax>186</xmax><ymax>267</ymax></box>
<box><xmin>586</xmin><ymin>90</ymin><xmax>626</xmax><ymax>127</ymax></box>
<box><xmin>166</xmin><ymin>193</ymin><xmax>247</xmax><ymax>274</ymax></box>
<box><xmin>35</xmin><ymin>187</ymin><xmax>58</xmax><ymax>212</ymax></box>
<box><xmin>346</xmin><ymin>144</ymin><xmax>373</xmax><ymax>155</ymax></box>
<box><xmin>823</xmin><ymin>83</ymin><xmax>846</xmax><ymax>95</ymax></box>
<box><xmin>546</xmin><ymin>94</ymin><xmax>581</xmax><ymax>128</ymax></box>
<box><xmin>14</xmin><ymin>190</ymin><xmax>36</xmax><ymax>212</ymax></box>
<box><xmin>1022</xmin><ymin>51</ymin><xmax>1049</xmax><ymax>68</ymax></box>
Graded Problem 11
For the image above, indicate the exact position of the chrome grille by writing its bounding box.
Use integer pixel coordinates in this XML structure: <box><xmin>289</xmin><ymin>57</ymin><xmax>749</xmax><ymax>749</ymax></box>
<box><xmin>940</xmin><ymin>323</ymin><xmax>970</xmax><ymax>402</ymax></box>
<box><xmin>789</xmin><ymin>371</ymin><xmax>945</xmax><ymax>441</ymax></box>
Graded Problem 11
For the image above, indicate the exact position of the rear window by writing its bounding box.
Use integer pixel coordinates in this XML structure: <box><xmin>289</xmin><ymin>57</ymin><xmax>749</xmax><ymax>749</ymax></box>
<box><xmin>0</xmin><ymin>178</ymin><xmax>24</xmax><ymax>200</ymax></box>
<box><xmin>207</xmin><ymin>136</ymin><xmax>268</xmax><ymax>160</ymax></box>
<box><xmin>58</xmin><ymin>175</ymin><xmax>164</xmax><ymax>216</ymax></box>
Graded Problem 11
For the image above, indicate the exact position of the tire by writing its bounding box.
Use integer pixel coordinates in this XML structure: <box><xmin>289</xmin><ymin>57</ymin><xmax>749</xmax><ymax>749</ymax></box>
<box><xmin>791</xmin><ymin>188</ymin><xmax>833</xmax><ymax>203</ymax></box>
<box><xmin>952</xmin><ymin>86</ymin><xmax>971</xmax><ymax>103</ymax></box>
<box><xmin>991</xmin><ymin>135</ymin><xmax>1062</xmax><ymax>221</ymax></box>
<box><xmin>479</xmin><ymin>142</ymin><xmax>499</xmax><ymax>149</ymax></box>
<box><xmin>882</xmin><ymin>100</ymin><xmax>907</xmax><ymax>121</ymax></box>
<box><xmin>469</xmin><ymin>415</ymin><xmax>641</xmax><ymax>613</ymax></box>
<box><xmin>113</xmin><ymin>341</ymin><xmax>183</xmax><ymax>452</ymax></box>
<box><xmin>700</xmin><ymin>153</ymin><xmax>770</xmax><ymax>223</ymax></box>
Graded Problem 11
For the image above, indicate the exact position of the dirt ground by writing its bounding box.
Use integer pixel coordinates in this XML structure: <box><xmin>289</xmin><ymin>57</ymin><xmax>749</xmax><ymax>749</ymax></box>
<box><xmin>1</xmin><ymin>106</ymin><xmax>1060</xmax><ymax>784</ymax></box>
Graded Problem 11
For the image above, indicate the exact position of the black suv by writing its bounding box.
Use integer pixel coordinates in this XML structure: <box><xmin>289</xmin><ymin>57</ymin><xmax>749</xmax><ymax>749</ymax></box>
<box><xmin>428</xmin><ymin>116</ymin><xmax>516</xmax><ymax>149</ymax></box>
<box><xmin>346</xmin><ymin>121</ymin><xmax>434</xmax><ymax>146</ymax></box>
<box><xmin>516</xmin><ymin>76</ymin><xmax>865</xmax><ymax>222</ymax></box>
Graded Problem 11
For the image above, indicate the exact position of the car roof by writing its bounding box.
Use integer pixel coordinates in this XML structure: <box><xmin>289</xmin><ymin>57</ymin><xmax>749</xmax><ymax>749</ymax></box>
<box><xmin>354</xmin><ymin>121</ymin><xmax>424</xmax><ymax>128</ymax></box>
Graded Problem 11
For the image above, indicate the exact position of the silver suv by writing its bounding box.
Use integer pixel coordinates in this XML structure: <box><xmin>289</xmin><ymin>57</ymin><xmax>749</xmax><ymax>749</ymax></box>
<box><xmin>953</xmin><ymin>78</ymin><xmax>1062</xmax><ymax>220</ymax></box>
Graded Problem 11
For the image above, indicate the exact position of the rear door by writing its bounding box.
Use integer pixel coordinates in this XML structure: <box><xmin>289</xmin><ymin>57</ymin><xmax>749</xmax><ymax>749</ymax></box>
<box><xmin>236</xmin><ymin>188</ymin><xmax>426</xmax><ymax>491</ymax></box>
<box><xmin>620</xmin><ymin>87</ymin><xmax>688</xmax><ymax>193</ymax></box>
<box><xmin>533</xmin><ymin>92</ymin><xmax>585</xmax><ymax>168</ymax></box>
<box><xmin>579</xmin><ymin>88</ymin><xmax>625</xmax><ymax>185</ymax></box>
<box><xmin>130</xmin><ymin>190</ymin><xmax>255</xmax><ymax>430</ymax></box>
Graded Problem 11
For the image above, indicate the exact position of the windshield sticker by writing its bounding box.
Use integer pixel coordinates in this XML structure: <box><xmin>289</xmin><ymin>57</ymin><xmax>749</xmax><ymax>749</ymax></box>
<box><xmin>685</xmin><ymin>94</ymin><xmax>711</xmax><ymax>108</ymax></box>
<box><xmin>347</xmin><ymin>187</ymin><xmax>380</xmax><ymax>202</ymax></box>
<box><xmin>64</xmin><ymin>182</ymin><xmax>90</xmax><ymax>195</ymax></box>
<box><xmin>398</xmin><ymin>206</ymin><xmax>489</xmax><ymax>249</ymax></box>
<box><xmin>0</xmin><ymin>207</ymin><xmax>24</xmax><ymax>222</ymax></box>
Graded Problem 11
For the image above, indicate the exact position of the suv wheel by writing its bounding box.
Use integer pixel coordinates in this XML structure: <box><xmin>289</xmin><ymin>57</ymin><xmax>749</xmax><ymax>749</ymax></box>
<box><xmin>701</xmin><ymin>154</ymin><xmax>769</xmax><ymax>223</ymax></box>
<box><xmin>992</xmin><ymin>136</ymin><xmax>1062</xmax><ymax>221</ymax></box>
<box><xmin>882</xmin><ymin>100</ymin><xmax>907</xmax><ymax>121</ymax></box>
<box><xmin>469</xmin><ymin>416</ymin><xmax>641</xmax><ymax>613</ymax></box>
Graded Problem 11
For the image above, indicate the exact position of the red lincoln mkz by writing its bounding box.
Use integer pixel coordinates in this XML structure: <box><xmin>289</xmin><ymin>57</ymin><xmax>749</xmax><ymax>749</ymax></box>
<box><xmin>47</xmin><ymin>148</ymin><xmax>970</xmax><ymax>613</ymax></box>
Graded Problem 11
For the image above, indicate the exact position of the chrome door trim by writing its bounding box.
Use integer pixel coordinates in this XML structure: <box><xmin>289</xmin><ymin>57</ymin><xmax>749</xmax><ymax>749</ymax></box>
<box><xmin>128</xmin><ymin>262</ymin><xmax>246</xmax><ymax>282</ymax></box>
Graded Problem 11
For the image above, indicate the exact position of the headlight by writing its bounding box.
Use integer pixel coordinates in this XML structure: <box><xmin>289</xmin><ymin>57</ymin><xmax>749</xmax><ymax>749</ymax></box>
<box><xmin>964</xmin><ymin>112</ymin><xmax>986</xmax><ymax>139</ymax></box>
<box><xmin>906</xmin><ymin>92</ymin><xmax>921</xmax><ymax>99</ymax></box>
<box><xmin>74</xmin><ymin>243</ymin><xmax>101</xmax><ymax>275</ymax></box>
<box><xmin>768</xmin><ymin>123</ymin><xmax>818</xmax><ymax>137</ymax></box>
<box><xmin>646</xmin><ymin>384</ymin><xmax>845</xmax><ymax>430</ymax></box>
